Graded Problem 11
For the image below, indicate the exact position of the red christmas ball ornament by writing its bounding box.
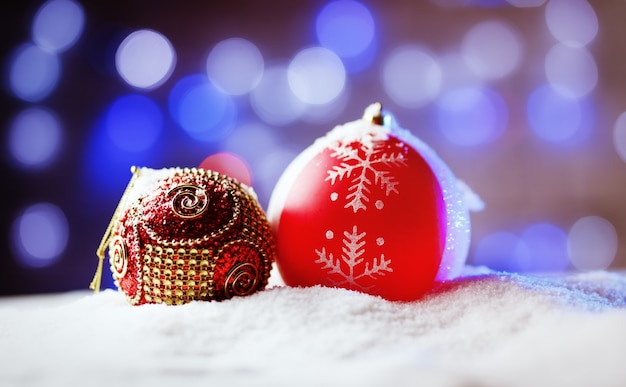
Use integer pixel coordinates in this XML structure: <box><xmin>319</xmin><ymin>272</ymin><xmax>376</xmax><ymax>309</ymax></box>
<box><xmin>90</xmin><ymin>167</ymin><xmax>275</xmax><ymax>305</ymax></box>
<box><xmin>267</xmin><ymin>103</ymin><xmax>481</xmax><ymax>301</ymax></box>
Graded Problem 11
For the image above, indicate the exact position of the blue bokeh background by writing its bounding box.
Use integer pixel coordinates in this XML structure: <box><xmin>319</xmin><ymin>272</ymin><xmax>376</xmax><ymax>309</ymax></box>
<box><xmin>2</xmin><ymin>0</ymin><xmax>625</xmax><ymax>295</ymax></box>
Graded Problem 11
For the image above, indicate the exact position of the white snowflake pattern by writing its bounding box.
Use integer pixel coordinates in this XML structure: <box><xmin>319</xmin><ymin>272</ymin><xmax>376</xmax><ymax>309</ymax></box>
<box><xmin>325</xmin><ymin>141</ymin><xmax>407</xmax><ymax>212</ymax></box>
<box><xmin>315</xmin><ymin>225</ymin><xmax>393</xmax><ymax>290</ymax></box>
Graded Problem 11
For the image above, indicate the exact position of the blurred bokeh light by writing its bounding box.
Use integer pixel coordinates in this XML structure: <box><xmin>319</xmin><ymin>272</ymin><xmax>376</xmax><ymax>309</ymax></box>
<box><xmin>206</xmin><ymin>37</ymin><xmax>264</xmax><ymax>96</ymax></box>
<box><xmin>8</xmin><ymin>107</ymin><xmax>63</xmax><ymax>169</ymax></box>
<box><xmin>115</xmin><ymin>29</ymin><xmax>176</xmax><ymax>90</ymax></box>
<box><xmin>1</xmin><ymin>0</ymin><xmax>626</xmax><ymax>295</ymax></box>
<box><xmin>8</xmin><ymin>43</ymin><xmax>60</xmax><ymax>102</ymax></box>
<box><xmin>31</xmin><ymin>0</ymin><xmax>85</xmax><ymax>53</ymax></box>
<box><xmin>382</xmin><ymin>45</ymin><xmax>442</xmax><ymax>108</ymax></box>
<box><xmin>10</xmin><ymin>202</ymin><xmax>69</xmax><ymax>269</ymax></box>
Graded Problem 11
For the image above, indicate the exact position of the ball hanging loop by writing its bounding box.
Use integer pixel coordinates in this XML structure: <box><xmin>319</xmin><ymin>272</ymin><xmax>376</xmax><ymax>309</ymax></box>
<box><xmin>363</xmin><ymin>102</ymin><xmax>384</xmax><ymax>125</ymax></box>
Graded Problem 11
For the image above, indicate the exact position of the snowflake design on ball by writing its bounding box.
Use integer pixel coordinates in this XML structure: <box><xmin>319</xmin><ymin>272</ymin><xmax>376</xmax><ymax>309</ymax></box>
<box><xmin>325</xmin><ymin>140</ymin><xmax>407</xmax><ymax>213</ymax></box>
<box><xmin>315</xmin><ymin>225</ymin><xmax>393</xmax><ymax>290</ymax></box>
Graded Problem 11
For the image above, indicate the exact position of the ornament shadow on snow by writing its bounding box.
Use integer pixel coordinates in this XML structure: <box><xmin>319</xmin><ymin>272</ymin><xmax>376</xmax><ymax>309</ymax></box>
<box><xmin>90</xmin><ymin>166</ymin><xmax>276</xmax><ymax>305</ymax></box>
<box><xmin>267</xmin><ymin>102</ymin><xmax>483</xmax><ymax>302</ymax></box>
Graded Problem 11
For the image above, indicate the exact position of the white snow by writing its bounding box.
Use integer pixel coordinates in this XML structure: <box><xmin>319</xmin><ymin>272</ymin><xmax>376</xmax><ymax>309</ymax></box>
<box><xmin>2</xmin><ymin>267</ymin><xmax>626</xmax><ymax>387</ymax></box>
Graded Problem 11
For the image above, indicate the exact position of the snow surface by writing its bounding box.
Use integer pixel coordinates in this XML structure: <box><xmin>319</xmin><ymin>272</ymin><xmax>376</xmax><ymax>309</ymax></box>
<box><xmin>2</xmin><ymin>267</ymin><xmax>626</xmax><ymax>387</ymax></box>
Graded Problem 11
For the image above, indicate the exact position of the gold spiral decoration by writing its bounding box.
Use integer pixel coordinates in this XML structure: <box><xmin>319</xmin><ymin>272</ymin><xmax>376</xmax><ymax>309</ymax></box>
<box><xmin>110</xmin><ymin>235</ymin><xmax>128</xmax><ymax>279</ymax></box>
<box><xmin>224</xmin><ymin>262</ymin><xmax>259</xmax><ymax>298</ymax></box>
<box><xmin>167</xmin><ymin>184</ymin><xmax>209</xmax><ymax>219</ymax></box>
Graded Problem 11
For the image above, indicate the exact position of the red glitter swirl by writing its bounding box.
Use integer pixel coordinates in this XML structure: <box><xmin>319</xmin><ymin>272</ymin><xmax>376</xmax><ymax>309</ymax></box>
<box><xmin>110</xmin><ymin>235</ymin><xmax>128</xmax><ymax>279</ymax></box>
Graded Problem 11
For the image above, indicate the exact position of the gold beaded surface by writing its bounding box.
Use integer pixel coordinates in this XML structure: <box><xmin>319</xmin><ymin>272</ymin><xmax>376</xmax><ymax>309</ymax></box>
<box><xmin>141</xmin><ymin>245</ymin><xmax>212</xmax><ymax>305</ymax></box>
<box><xmin>95</xmin><ymin>166</ymin><xmax>275</xmax><ymax>305</ymax></box>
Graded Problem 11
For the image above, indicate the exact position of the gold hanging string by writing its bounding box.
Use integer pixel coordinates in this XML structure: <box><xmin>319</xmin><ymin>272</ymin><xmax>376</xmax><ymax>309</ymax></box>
<box><xmin>89</xmin><ymin>166</ymin><xmax>141</xmax><ymax>293</ymax></box>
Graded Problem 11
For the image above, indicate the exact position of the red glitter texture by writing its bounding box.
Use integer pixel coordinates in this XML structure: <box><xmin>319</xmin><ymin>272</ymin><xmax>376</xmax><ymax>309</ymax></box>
<box><xmin>108</xmin><ymin>168</ymin><xmax>275</xmax><ymax>305</ymax></box>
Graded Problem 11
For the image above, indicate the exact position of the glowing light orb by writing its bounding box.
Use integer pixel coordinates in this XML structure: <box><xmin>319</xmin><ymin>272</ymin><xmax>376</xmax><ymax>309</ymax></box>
<box><xmin>105</xmin><ymin>94</ymin><xmax>163</xmax><ymax>152</ymax></box>
<box><xmin>206</xmin><ymin>38</ymin><xmax>264</xmax><ymax>95</ymax></box>
<box><xmin>287</xmin><ymin>47</ymin><xmax>346</xmax><ymax>105</ymax></box>
<box><xmin>568</xmin><ymin>216</ymin><xmax>617</xmax><ymax>271</ymax></box>
<box><xmin>526</xmin><ymin>84</ymin><xmax>592</xmax><ymax>144</ymax></box>
<box><xmin>315</xmin><ymin>0</ymin><xmax>375</xmax><ymax>58</ymax></box>
<box><xmin>11</xmin><ymin>203</ymin><xmax>69</xmax><ymax>268</ymax></box>
<box><xmin>199</xmin><ymin>152</ymin><xmax>253</xmax><ymax>187</ymax></box>
<box><xmin>315</xmin><ymin>0</ymin><xmax>377</xmax><ymax>73</ymax></box>
<box><xmin>473</xmin><ymin>232</ymin><xmax>530</xmax><ymax>272</ymax></box>
<box><xmin>382</xmin><ymin>45</ymin><xmax>442</xmax><ymax>108</ymax></box>
<box><xmin>545</xmin><ymin>44</ymin><xmax>597</xmax><ymax>99</ymax></box>
<box><xmin>116</xmin><ymin>29</ymin><xmax>176</xmax><ymax>89</ymax></box>
<box><xmin>461</xmin><ymin>20</ymin><xmax>523</xmax><ymax>80</ymax></box>
<box><xmin>521</xmin><ymin>222</ymin><xmax>570</xmax><ymax>272</ymax></box>
<box><xmin>545</xmin><ymin>0</ymin><xmax>598</xmax><ymax>47</ymax></box>
<box><xmin>32</xmin><ymin>0</ymin><xmax>85</xmax><ymax>53</ymax></box>
<box><xmin>250</xmin><ymin>65</ymin><xmax>305</xmax><ymax>126</ymax></box>
<box><xmin>8</xmin><ymin>43</ymin><xmax>60</xmax><ymax>102</ymax></box>
<box><xmin>436</xmin><ymin>87</ymin><xmax>508</xmax><ymax>146</ymax></box>
<box><xmin>8</xmin><ymin>108</ymin><xmax>63</xmax><ymax>169</ymax></box>
<box><xmin>169</xmin><ymin>74</ymin><xmax>236</xmax><ymax>142</ymax></box>
<box><xmin>506</xmin><ymin>0</ymin><xmax>546</xmax><ymax>7</ymax></box>
<box><xmin>613</xmin><ymin>112</ymin><xmax>626</xmax><ymax>163</ymax></box>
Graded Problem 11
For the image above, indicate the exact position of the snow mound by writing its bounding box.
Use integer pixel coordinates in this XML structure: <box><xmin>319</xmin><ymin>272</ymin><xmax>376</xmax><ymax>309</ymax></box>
<box><xmin>1</xmin><ymin>269</ymin><xmax>626</xmax><ymax>387</ymax></box>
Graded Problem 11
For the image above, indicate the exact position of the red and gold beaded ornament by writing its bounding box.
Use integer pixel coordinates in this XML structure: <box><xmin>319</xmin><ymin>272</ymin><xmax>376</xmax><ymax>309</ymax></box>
<box><xmin>90</xmin><ymin>167</ymin><xmax>275</xmax><ymax>305</ymax></box>
<box><xmin>267</xmin><ymin>103</ymin><xmax>481</xmax><ymax>302</ymax></box>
